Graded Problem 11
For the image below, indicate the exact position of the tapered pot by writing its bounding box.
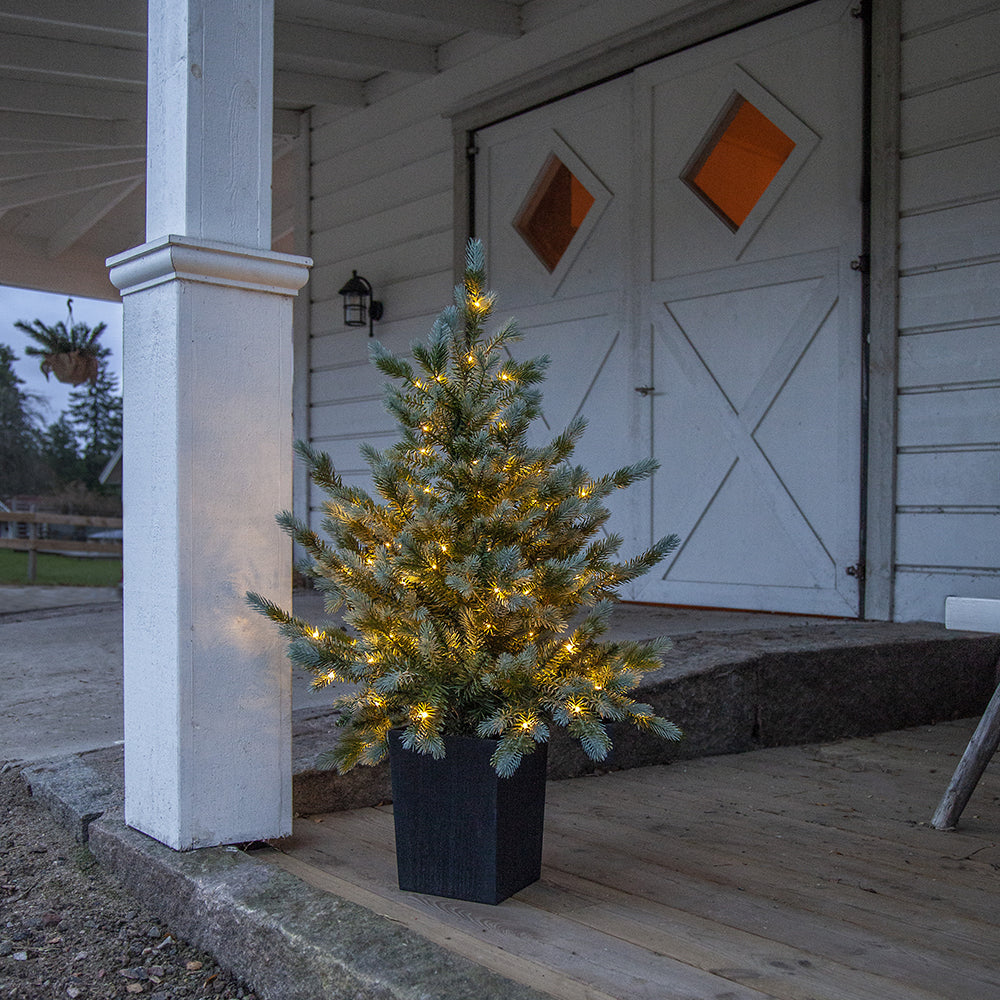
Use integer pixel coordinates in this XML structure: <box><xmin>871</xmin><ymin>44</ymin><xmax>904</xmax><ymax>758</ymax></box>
<box><xmin>387</xmin><ymin>730</ymin><xmax>548</xmax><ymax>905</ymax></box>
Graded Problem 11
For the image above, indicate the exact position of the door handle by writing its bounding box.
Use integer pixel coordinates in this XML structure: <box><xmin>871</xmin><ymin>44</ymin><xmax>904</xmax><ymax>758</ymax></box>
<box><xmin>634</xmin><ymin>386</ymin><xmax>655</xmax><ymax>397</ymax></box>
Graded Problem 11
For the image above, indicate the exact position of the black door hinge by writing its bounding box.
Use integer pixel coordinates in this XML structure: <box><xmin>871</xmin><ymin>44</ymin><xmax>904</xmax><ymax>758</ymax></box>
<box><xmin>850</xmin><ymin>253</ymin><xmax>870</xmax><ymax>275</ymax></box>
<box><xmin>846</xmin><ymin>562</ymin><xmax>865</xmax><ymax>579</ymax></box>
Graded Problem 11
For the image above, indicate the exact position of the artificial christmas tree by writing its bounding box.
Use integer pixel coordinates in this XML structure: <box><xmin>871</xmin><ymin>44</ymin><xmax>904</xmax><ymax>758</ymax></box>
<box><xmin>250</xmin><ymin>240</ymin><xmax>681</xmax><ymax>900</ymax></box>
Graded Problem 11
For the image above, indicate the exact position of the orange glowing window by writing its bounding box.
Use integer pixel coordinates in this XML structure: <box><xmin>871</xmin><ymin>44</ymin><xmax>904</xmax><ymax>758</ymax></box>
<box><xmin>514</xmin><ymin>155</ymin><xmax>596</xmax><ymax>272</ymax></box>
<box><xmin>684</xmin><ymin>96</ymin><xmax>796</xmax><ymax>230</ymax></box>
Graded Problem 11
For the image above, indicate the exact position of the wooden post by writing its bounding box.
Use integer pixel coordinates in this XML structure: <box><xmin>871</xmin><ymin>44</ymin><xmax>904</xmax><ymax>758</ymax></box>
<box><xmin>931</xmin><ymin>672</ymin><xmax>1000</xmax><ymax>830</ymax></box>
<box><xmin>26</xmin><ymin>505</ymin><xmax>37</xmax><ymax>583</ymax></box>
<box><xmin>106</xmin><ymin>0</ymin><xmax>310</xmax><ymax>851</ymax></box>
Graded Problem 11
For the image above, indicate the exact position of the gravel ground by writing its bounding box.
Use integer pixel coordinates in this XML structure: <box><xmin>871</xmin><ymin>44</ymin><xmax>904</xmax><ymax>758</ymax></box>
<box><xmin>0</xmin><ymin>765</ymin><xmax>256</xmax><ymax>1000</ymax></box>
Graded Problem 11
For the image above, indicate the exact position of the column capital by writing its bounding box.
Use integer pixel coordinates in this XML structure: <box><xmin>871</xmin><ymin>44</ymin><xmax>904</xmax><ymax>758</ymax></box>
<box><xmin>107</xmin><ymin>235</ymin><xmax>311</xmax><ymax>297</ymax></box>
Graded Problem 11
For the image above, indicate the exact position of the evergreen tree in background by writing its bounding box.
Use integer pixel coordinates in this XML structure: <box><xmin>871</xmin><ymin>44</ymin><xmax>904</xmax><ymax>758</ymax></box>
<box><xmin>67</xmin><ymin>349</ymin><xmax>122</xmax><ymax>490</ymax></box>
<box><xmin>42</xmin><ymin>413</ymin><xmax>83</xmax><ymax>488</ymax></box>
<box><xmin>0</xmin><ymin>344</ymin><xmax>46</xmax><ymax>495</ymax></box>
<box><xmin>250</xmin><ymin>240</ymin><xmax>682</xmax><ymax>777</ymax></box>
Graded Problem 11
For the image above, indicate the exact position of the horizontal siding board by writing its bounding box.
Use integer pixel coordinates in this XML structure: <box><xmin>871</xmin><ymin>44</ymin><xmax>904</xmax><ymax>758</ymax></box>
<box><xmin>901</xmin><ymin>9</ymin><xmax>1000</xmax><ymax>96</ymax></box>
<box><xmin>898</xmin><ymin>324</ymin><xmax>1000</xmax><ymax>387</ymax></box>
<box><xmin>894</xmin><ymin>567</ymin><xmax>1000</xmax><ymax>622</ymax></box>
<box><xmin>310</xmin><ymin>191</ymin><xmax>453</xmax><ymax>265</ymax></box>
<box><xmin>897</xmin><ymin>386</ymin><xmax>1000</xmax><ymax>447</ymax></box>
<box><xmin>310</xmin><ymin>396</ymin><xmax>396</xmax><ymax>441</ymax></box>
<box><xmin>312</xmin><ymin>151</ymin><xmax>452</xmax><ymax>232</ymax></box>
<box><xmin>306</xmin><ymin>436</ymin><xmax>375</xmax><ymax>477</ymax></box>
<box><xmin>895</xmin><ymin>511</ymin><xmax>1000</xmax><ymax>569</ymax></box>
<box><xmin>309</xmin><ymin>328</ymin><xmax>372</xmax><ymax>368</ymax></box>
<box><xmin>899</xmin><ymin>198</ymin><xmax>1000</xmax><ymax>272</ymax></box>
<box><xmin>901</xmin><ymin>135</ymin><xmax>1000</xmax><ymax>213</ymax></box>
<box><xmin>898</xmin><ymin>260</ymin><xmax>1000</xmax><ymax>330</ymax></box>
<box><xmin>900</xmin><ymin>74</ymin><xmax>1000</xmax><ymax>154</ymax></box>
<box><xmin>310</xmin><ymin>364</ymin><xmax>378</xmax><ymax>405</ymax></box>
<box><xmin>901</xmin><ymin>0</ymin><xmax>1000</xmax><ymax>35</ymax></box>
<box><xmin>311</xmin><ymin>118</ymin><xmax>451</xmax><ymax>197</ymax></box>
<box><xmin>896</xmin><ymin>450</ymin><xmax>1000</xmax><ymax>507</ymax></box>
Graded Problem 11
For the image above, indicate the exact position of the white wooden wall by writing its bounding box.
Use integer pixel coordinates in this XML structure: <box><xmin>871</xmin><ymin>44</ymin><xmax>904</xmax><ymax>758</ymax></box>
<box><xmin>894</xmin><ymin>0</ymin><xmax>1000</xmax><ymax>620</ymax></box>
<box><xmin>299</xmin><ymin>0</ymin><xmax>1000</xmax><ymax>623</ymax></box>
<box><xmin>305</xmin><ymin>111</ymin><xmax>455</xmax><ymax>511</ymax></box>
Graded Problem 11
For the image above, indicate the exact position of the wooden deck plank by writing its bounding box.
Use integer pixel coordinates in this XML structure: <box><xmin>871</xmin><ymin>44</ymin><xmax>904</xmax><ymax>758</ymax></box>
<box><xmin>550</xmin><ymin>777</ymin><xmax>1000</xmax><ymax>934</ymax></box>
<box><xmin>264</xmin><ymin>726</ymin><xmax>1000</xmax><ymax>1000</ymax></box>
<box><xmin>540</xmin><ymin>865</ymin><xmax>1000</xmax><ymax>1000</ymax></box>
<box><xmin>267</xmin><ymin>851</ymin><xmax>623</xmax><ymax>1000</ymax></box>
<box><xmin>542</xmin><ymin>785</ymin><xmax>1000</xmax><ymax>996</ymax></box>
<box><xmin>656</xmin><ymin>748</ymin><xmax>1000</xmax><ymax>874</ymax></box>
<box><xmin>589</xmin><ymin>765</ymin><xmax>1000</xmax><ymax>891</ymax></box>
<box><xmin>272</xmin><ymin>815</ymin><xmax>780</xmax><ymax>1000</ymax></box>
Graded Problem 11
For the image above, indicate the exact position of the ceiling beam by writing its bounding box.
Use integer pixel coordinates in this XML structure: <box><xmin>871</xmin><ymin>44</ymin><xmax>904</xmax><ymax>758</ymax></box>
<box><xmin>0</xmin><ymin>2</ymin><xmax>145</xmax><ymax>39</ymax></box>
<box><xmin>0</xmin><ymin>161</ymin><xmax>143</xmax><ymax>210</ymax></box>
<box><xmin>0</xmin><ymin>149</ymin><xmax>144</xmax><ymax>183</ymax></box>
<box><xmin>0</xmin><ymin>32</ymin><xmax>145</xmax><ymax>87</ymax></box>
<box><xmin>329</xmin><ymin>0</ymin><xmax>521</xmax><ymax>37</ymax></box>
<box><xmin>46</xmin><ymin>177</ymin><xmax>143</xmax><ymax>259</ymax></box>
<box><xmin>0</xmin><ymin>111</ymin><xmax>144</xmax><ymax>147</ymax></box>
<box><xmin>274</xmin><ymin>69</ymin><xmax>365</xmax><ymax>108</ymax></box>
<box><xmin>275</xmin><ymin>20</ymin><xmax>436</xmax><ymax>75</ymax></box>
<box><xmin>0</xmin><ymin>75</ymin><xmax>145</xmax><ymax>120</ymax></box>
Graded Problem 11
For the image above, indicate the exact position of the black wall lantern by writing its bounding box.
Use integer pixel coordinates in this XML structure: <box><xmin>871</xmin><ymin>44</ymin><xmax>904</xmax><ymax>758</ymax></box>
<box><xmin>338</xmin><ymin>271</ymin><xmax>384</xmax><ymax>337</ymax></box>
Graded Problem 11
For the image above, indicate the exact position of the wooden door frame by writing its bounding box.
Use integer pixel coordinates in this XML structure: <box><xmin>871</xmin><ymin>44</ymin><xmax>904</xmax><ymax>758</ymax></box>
<box><xmin>451</xmin><ymin>0</ymin><xmax>900</xmax><ymax>620</ymax></box>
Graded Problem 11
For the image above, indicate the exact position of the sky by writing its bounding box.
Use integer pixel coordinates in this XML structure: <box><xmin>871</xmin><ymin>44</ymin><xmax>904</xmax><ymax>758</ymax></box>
<box><xmin>0</xmin><ymin>284</ymin><xmax>124</xmax><ymax>427</ymax></box>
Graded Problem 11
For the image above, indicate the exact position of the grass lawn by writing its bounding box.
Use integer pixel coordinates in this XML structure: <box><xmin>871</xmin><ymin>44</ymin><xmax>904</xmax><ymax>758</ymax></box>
<box><xmin>0</xmin><ymin>549</ymin><xmax>122</xmax><ymax>587</ymax></box>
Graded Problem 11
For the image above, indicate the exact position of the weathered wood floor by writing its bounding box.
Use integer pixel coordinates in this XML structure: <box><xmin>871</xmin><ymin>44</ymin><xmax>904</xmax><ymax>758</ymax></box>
<box><xmin>262</xmin><ymin>721</ymin><xmax>1000</xmax><ymax>1000</ymax></box>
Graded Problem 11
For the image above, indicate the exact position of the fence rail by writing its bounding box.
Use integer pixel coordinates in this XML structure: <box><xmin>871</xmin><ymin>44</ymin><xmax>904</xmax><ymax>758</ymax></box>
<box><xmin>0</xmin><ymin>509</ymin><xmax>122</xmax><ymax>581</ymax></box>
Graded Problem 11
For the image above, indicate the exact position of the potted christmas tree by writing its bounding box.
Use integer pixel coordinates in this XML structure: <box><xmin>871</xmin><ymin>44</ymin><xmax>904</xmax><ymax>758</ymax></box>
<box><xmin>15</xmin><ymin>299</ymin><xmax>106</xmax><ymax>386</ymax></box>
<box><xmin>249</xmin><ymin>240</ymin><xmax>681</xmax><ymax>903</ymax></box>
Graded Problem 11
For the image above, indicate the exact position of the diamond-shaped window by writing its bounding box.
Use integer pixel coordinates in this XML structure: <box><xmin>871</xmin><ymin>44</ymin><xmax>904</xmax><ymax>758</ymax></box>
<box><xmin>514</xmin><ymin>154</ymin><xmax>596</xmax><ymax>272</ymax></box>
<box><xmin>683</xmin><ymin>95</ymin><xmax>796</xmax><ymax>231</ymax></box>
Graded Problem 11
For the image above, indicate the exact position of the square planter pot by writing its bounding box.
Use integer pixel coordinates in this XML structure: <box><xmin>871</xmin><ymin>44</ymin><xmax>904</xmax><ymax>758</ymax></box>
<box><xmin>388</xmin><ymin>730</ymin><xmax>548</xmax><ymax>904</ymax></box>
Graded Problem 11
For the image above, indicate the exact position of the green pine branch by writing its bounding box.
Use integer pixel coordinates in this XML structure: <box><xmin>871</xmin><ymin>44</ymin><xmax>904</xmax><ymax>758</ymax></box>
<box><xmin>249</xmin><ymin>239</ymin><xmax>682</xmax><ymax>775</ymax></box>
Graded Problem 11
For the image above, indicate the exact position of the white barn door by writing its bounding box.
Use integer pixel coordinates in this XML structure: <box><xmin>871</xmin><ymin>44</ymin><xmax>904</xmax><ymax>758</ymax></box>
<box><xmin>635</xmin><ymin>1</ymin><xmax>863</xmax><ymax>614</ymax></box>
<box><xmin>475</xmin><ymin>0</ymin><xmax>863</xmax><ymax>616</ymax></box>
<box><xmin>474</xmin><ymin>77</ymin><xmax>641</xmax><ymax>541</ymax></box>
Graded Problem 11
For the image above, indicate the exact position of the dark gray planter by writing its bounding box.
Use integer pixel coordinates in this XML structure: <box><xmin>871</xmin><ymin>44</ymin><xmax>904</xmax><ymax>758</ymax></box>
<box><xmin>387</xmin><ymin>730</ymin><xmax>548</xmax><ymax>904</ymax></box>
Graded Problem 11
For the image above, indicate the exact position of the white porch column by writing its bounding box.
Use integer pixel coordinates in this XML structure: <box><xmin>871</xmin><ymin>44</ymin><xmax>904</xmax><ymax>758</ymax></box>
<box><xmin>106</xmin><ymin>0</ymin><xmax>310</xmax><ymax>850</ymax></box>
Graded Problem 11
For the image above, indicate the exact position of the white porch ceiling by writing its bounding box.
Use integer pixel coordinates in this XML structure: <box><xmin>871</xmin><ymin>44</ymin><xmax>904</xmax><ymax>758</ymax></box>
<box><xmin>0</xmin><ymin>0</ymin><xmax>531</xmax><ymax>299</ymax></box>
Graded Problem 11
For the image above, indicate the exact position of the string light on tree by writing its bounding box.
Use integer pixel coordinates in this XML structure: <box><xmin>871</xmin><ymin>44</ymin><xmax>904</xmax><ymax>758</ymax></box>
<box><xmin>248</xmin><ymin>240</ymin><xmax>681</xmax><ymax>777</ymax></box>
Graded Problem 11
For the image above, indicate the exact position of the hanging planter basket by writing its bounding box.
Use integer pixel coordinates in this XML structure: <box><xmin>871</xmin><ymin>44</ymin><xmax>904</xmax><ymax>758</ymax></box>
<box><xmin>388</xmin><ymin>730</ymin><xmax>548</xmax><ymax>905</ymax></box>
<box><xmin>42</xmin><ymin>350</ymin><xmax>99</xmax><ymax>386</ymax></box>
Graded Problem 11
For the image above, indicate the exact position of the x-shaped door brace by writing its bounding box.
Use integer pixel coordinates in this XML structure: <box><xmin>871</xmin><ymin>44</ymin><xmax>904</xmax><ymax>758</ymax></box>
<box><xmin>650</xmin><ymin>253</ymin><xmax>849</xmax><ymax>603</ymax></box>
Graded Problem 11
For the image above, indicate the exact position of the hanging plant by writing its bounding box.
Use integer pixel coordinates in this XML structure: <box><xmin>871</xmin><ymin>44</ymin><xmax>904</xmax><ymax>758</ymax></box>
<box><xmin>15</xmin><ymin>299</ymin><xmax>106</xmax><ymax>386</ymax></box>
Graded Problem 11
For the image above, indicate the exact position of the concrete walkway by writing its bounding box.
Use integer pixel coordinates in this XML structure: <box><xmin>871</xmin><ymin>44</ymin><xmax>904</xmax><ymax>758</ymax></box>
<box><xmin>0</xmin><ymin>586</ymin><xmax>335</xmax><ymax>764</ymax></box>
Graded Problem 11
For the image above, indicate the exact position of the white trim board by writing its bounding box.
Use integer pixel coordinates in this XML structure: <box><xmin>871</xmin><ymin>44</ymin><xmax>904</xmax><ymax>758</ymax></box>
<box><xmin>945</xmin><ymin>597</ymin><xmax>1000</xmax><ymax>634</ymax></box>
